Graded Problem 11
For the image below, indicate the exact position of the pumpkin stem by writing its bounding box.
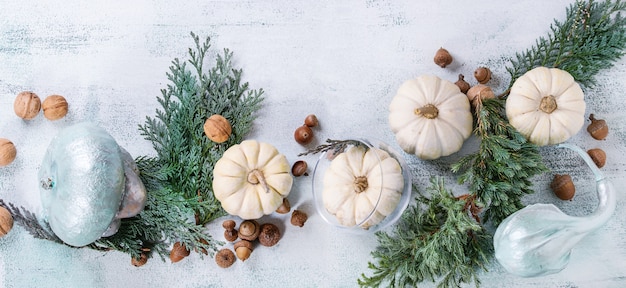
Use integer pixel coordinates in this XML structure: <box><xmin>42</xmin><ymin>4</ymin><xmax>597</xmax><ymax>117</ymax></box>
<box><xmin>354</xmin><ymin>176</ymin><xmax>368</xmax><ymax>193</ymax></box>
<box><xmin>539</xmin><ymin>95</ymin><xmax>558</xmax><ymax>114</ymax></box>
<box><xmin>248</xmin><ymin>169</ymin><xmax>270</xmax><ymax>193</ymax></box>
<box><xmin>415</xmin><ymin>104</ymin><xmax>439</xmax><ymax>119</ymax></box>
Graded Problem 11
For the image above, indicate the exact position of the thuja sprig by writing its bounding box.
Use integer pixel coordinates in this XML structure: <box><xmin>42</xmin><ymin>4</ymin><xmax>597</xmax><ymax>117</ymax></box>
<box><xmin>358</xmin><ymin>178</ymin><xmax>491</xmax><ymax>288</ymax></box>
<box><xmin>503</xmin><ymin>0</ymin><xmax>626</xmax><ymax>96</ymax></box>
<box><xmin>0</xmin><ymin>199</ymin><xmax>61</xmax><ymax>243</ymax></box>
<box><xmin>139</xmin><ymin>31</ymin><xmax>263</xmax><ymax>226</ymax></box>
<box><xmin>452</xmin><ymin>98</ymin><xmax>547</xmax><ymax>225</ymax></box>
<box><xmin>131</xmin><ymin>32</ymin><xmax>263</xmax><ymax>257</ymax></box>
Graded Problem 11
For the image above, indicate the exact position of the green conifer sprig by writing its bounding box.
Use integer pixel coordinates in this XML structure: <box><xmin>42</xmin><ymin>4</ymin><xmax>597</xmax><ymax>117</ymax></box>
<box><xmin>452</xmin><ymin>98</ymin><xmax>547</xmax><ymax>225</ymax></box>
<box><xmin>138</xmin><ymin>32</ymin><xmax>263</xmax><ymax>227</ymax></box>
<box><xmin>0</xmin><ymin>199</ymin><xmax>62</xmax><ymax>243</ymax></box>
<box><xmin>358</xmin><ymin>178</ymin><xmax>491</xmax><ymax>288</ymax></box>
<box><xmin>504</xmin><ymin>0</ymin><xmax>626</xmax><ymax>94</ymax></box>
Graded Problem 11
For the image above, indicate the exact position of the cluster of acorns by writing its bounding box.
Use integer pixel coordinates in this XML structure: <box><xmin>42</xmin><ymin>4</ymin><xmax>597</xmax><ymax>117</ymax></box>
<box><xmin>214</xmin><ymin>219</ymin><xmax>281</xmax><ymax>268</ymax></box>
<box><xmin>0</xmin><ymin>91</ymin><xmax>69</xmax><ymax>168</ymax></box>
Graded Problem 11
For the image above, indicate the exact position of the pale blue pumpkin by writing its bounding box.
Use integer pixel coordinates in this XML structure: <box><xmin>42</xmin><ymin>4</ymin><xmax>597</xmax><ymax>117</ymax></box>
<box><xmin>38</xmin><ymin>122</ymin><xmax>147</xmax><ymax>247</ymax></box>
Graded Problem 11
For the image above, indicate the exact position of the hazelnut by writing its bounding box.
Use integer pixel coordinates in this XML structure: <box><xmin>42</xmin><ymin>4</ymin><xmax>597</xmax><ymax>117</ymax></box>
<box><xmin>0</xmin><ymin>206</ymin><xmax>14</xmax><ymax>238</ymax></box>
<box><xmin>276</xmin><ymin>198</ymin><xmax>291</xmax><ymax>214</ymax></box>
<box><xmin>203</xmin><ymin>114</ymin><xmax>232</xmax><ymax>143</ymax></box>
<box><xmin>233</xmin><ymin>240</ymin><xmax>254</xmax><ymax>261</ymax></box>
<box><xmin>42</xmin><ymin>95</ymin><xmax>69</xmax><ymax>120</ymax></box>
<box><xmin>587</xmin><ymin>148</ymin><xmax>606</xmax><ymax>168</ymax></box>
<box><xmin>0</xmin><ymin>139</ymin><xmax>17</xmax><ymax>167</ymax></box>
<box><xmin>14</xmin><ymin>91</ymin><xmax>41</xmax><ymax>120</ymax></box>
<box><xmin>433</xmin><ymin>47</ymin><xmax>453</xmax><ymax>68</ymax></box>
<box><xmin>466</xmin><ymin>84</ymin><xmax>495</xmax><ymax>106</ymax></box>
<box><xmin>258</xmin><ymin>223</ymin><xmax>281</xmax><ymax>247</ymax></box>
<box><xmin>587</xmin><ymin>114</ymin><xmax>608</xmax><ymax>140</ymax></box>
<box><xmin>215</xmin><ymin>248</ymin><xmax>236</xmax><ymax>268</ymax></box>
<box><xmin>304</xmin><ymin>114</ymin><xmax>319</xmax><ymax>127</ymax></box>
<box><xmin>550</xmin><ymin>174</ymin><xmax>575</xmax><ymax>200</ymax></box>
<box><xmin>474</xmin><ymin>67</ymin><xmax>492</xmax><ymax>84</ymax></box>
<box><xmin>294</xmin><ymin>125</ymin><xmax>314</xmax><ymax>145</ymax></box>
<box><xmin>455</xmin><ymin>74</ymin><xmax>470</xmax><ymax>94</ymax></box>
<box><xmin>291</xmin><ymin>210</ymin><xmax>308</xmax><ymax>227</ymax></box>
<box><xmin>169</xmin><ymin>242</ymin><xmax>190</xmax><ymax>263</ymax></box>
<box><xmin>291</xmin><ymin>160</ymin><xmax>308</xmax><ymax>177</ymax></box>
<box><xmin>238</xmin><ymin>220</ymin><xmax>260</xmax><ymax>241</ymax></box>
<box><xmin>131</xmin><ymin>251</ymin><xmax>149</xmax><ymax>267</ymax></box>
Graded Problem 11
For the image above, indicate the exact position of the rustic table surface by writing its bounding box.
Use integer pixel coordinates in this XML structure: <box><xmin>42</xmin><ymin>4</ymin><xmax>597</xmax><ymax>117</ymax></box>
<box><xmin>1</xmin><ymin>1</ymin><xmax>625</xmax><ymax>287</ymax></box>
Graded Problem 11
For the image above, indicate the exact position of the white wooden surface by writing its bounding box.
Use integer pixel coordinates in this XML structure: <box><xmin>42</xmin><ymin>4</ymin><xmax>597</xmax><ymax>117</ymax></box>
<box><xmin>1</xmin><ymin>1</ymin><xmax>625</xmax><ymax>287</ymax></box>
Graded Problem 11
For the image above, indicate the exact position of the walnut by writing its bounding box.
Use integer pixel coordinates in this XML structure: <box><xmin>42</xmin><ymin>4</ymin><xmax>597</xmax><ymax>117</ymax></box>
<box><xmin>42</xmin><ymin>95</ymin><xmax>69</xmax><ymax>120</ymax></box>
<box><xmin>14</xmin><ymin>91</ymin><xmax>41</xmax><ymax>120</ymax></box>
<box><xmin>203</xmin><ymin>114</ymin><xmax>232</xmax><ymax>143</ymax></box>
<box><xmin>0</xmin><ymin>138</ymin><xmax>17</xmax><ymax>167</ymax></box>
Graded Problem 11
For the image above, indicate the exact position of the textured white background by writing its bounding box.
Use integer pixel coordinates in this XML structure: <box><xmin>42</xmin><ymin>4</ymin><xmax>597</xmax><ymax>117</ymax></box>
<box><xmin>1</xmin><ymin>0</ymin><xmax>626</xmax><ymax>287</ymax></box>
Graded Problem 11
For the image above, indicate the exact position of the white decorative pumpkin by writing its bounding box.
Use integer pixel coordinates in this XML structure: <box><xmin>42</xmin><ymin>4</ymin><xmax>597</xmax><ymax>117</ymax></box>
<box><xmin>389</xmin><ymin>75</ymin><xmax>473</xmax><ymax>160</ymax></box>
<box><xmin>322</xmin><ymin>145</ymin><xmax>404</xmax><ymax>229</ymax></box>
<box><xmin>506</xmin><ymin>67</ymin><xmax>586</xmax><ymax>146</ymax></box>
<box><xmin>213</xmin><ymin>140</ymin><xmax>293</xmax><ymax>219</ymax></box>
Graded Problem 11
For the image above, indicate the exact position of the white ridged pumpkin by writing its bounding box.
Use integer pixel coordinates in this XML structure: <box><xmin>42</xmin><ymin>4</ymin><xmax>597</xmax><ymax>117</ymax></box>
<box><xmin>506</xmin><ymin>67</ymin><xmax>585</xmax><ymax>146</ymax></box>
<box><xmin>389</xmin><ymin>75</ymin><xmax>472</xmax><ymax>160</ymax></box>
<box><xmin>322</xmin><ymin>146</ymin><xmax>404</xmax><ymax>229</ymax></box>
<box><xmin>213</xmin><ymin>140</ymin><xmax>293</xmax><ymax>219</ymax></box>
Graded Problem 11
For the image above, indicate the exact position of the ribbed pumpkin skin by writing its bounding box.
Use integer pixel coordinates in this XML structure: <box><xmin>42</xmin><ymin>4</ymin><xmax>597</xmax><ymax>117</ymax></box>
<box><xmin>213</xmin><ymin>140</ymin><xmax>293</xmax><ymax>220</ymax></box>
<box><xmin>389</xmin><ymin>75</ymin><xmax>472</xmax><ymax>160</ymax></box>
<box><xmin>506</xmin><ymin>67</ymin><xmax>585</xmax><ymax>146</ymax></box>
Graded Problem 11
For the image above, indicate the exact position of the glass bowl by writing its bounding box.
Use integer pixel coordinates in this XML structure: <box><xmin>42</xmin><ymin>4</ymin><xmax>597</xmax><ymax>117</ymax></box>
<box><xmin>311</xmin><ymin>138</ymin><xmax>412</xmax><ymax>234</ymax></box>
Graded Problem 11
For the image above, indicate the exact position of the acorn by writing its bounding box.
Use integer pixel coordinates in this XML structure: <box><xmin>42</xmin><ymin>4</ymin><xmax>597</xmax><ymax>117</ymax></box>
<box><xmin>238</xmin><ymin>220</ymin><xmax>260</xmax><ymax>241</ymax></box>
<box><xmin>587</xmin><ymin>114</ymin><xmax>608</xmax><ymax>140</ymax></box>
<box><xmin>455</xmin><ymin>74</ymin><xmax>470</xmax><ymax>94</ymax></box>
<box><xmin>474</xmin><ymin>67</ymin><xmax>492</xmax><ymax>84</ymax></box>
<box><xmin>234</xmin><ymin>240</ymin><xmax>253</xmax><ymax>261</ymax></box>
<box><xmin>587</xmin><ymin>148</ymin><xmax>606</xmax><ymax>168</ymax></box>
<box><xmin>258</xmin><ymin>223</ymin><xmax>281</xmax><ymax>247</ymax></box>
<box><xmin>294</xmin><ymin>125</ymin><xmax>314</xmax><ymax>145</ymax></box>
<box><xmin>215</xmin><ymin>248</ymin><xmax>236</xmax><ymax>268</ymax></box>
<box><xmin>434</xmin><ymin>47</ymin><xmax>453</xmax><ymax>68</ymax></box>
<box><xmin>550</xmin><ymin>174</ymin><xmax>575</xmax><ymax>200</ymax></box>
<box><xmin>169</xmin><ymin>242</ymin><xmax>190</xmax><ymax>263</ymax></box>
<box><xmin>275</xmin><ymin>198</ymin><xmax>291</xmax><ymax>214</ymax></box>
<box><xmin>291</xmin><ymin>160</ymin><xmax>308</xmax><ymax>177</ymax></box>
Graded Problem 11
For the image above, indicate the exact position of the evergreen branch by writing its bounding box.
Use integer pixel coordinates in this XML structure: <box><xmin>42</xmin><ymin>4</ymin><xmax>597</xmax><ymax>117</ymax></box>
<box><xmin>452</xmin><ymin>98</ymin><xmax>547</xmax><ymax>225</ymax></box>
<box><xmin>503</xmin><ymin>0</ymin><xmax>626</xmax><ymax>96</ymax></box>
<box><xmin>358</xmin><ymin>178</ymin><xmax>491</xmax><ymax>288</ymax></box>
<box><xmin>0</xmin><ymin>199</ymin><xmax>62</xmax><ymax>243</ymax></box>
<box><xmin>138</xmin><ymin>32</ymin><xmax>263</xmax><ymax>226</ymax></box>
